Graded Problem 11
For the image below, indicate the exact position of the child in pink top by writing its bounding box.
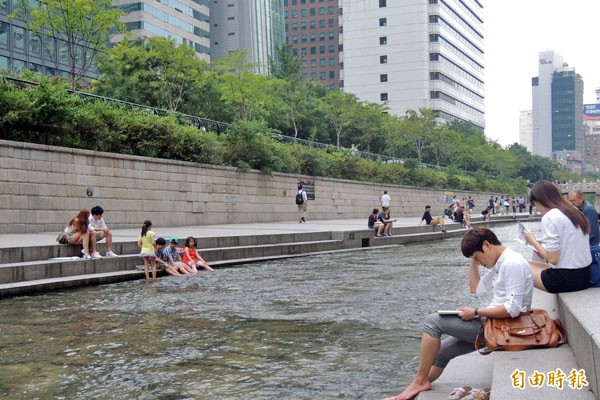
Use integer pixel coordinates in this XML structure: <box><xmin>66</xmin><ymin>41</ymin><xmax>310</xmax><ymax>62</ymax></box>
<box><xmin>182</xmin><ymin>237</ymin><xmax>214</xmax><ymax>272</ymax></box>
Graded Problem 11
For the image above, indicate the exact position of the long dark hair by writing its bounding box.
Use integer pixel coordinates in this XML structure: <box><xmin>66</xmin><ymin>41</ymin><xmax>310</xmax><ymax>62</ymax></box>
<box><xmin>141</xmin><ymin>220</ymin><xmax>152</xmax><ymax>237</ymax></box>
<box><xmin>184</xmin><ymin>236</ymin><xmax>197</xmax><ymax>248</ymax></box>
<box><xmin>68</xmin><ymin>208</ymin><xmax>90</xmax><ymax>234</ymax></box>
<box><xmin>529</xmin><ymin>180</ymin><xmax>589</xmax><ymax>234</ymax></box>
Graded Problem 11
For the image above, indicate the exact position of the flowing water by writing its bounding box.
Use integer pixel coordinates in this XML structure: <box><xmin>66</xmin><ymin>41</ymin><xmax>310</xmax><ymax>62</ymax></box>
<box><xmin>0</xmin><ymin>223</ymin><xmax>536</xmax><ymax>399</ymax></box>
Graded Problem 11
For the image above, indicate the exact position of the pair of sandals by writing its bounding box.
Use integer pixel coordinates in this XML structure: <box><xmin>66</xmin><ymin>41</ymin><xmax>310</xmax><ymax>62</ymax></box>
<box><xmin>447</xmin><ymin>386</ymin><xmax>490</xmax><ymax>400</ymax></box>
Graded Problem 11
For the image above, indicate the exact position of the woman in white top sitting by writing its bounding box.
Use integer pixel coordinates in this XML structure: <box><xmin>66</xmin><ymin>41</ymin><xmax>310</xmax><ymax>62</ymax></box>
<box><xmin>524</xmin><ymin>180</ymin><xmax>591</xmax><ymax>293</ymax></box>
<box><xmin>64</xmin><ymin>208</ymin><xmax>94</xmax><ymax>259</ymax></box>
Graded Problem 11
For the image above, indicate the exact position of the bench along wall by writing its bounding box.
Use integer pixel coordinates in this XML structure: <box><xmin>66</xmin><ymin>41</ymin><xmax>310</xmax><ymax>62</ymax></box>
<box><xmin>0</xmin><ymin>139</ymin><xmax>508</xmax><ymax>233</ymax></box>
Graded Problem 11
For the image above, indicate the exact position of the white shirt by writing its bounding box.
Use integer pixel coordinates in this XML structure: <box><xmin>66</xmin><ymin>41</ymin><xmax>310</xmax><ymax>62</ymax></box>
<box><xmin>88</xmin><ymin>215</ymin><xmax>107</xmax><ymax>230</ymax></box>
<box><xmin>539</xmin><ymin>208</ymin><xmax>591</xmax><ymax>269</ymax></box>
<box><xmin>380</xmin><ymin>194</ymin><xmax>391</xmax><ymax>207</ymax></box>
<box><xmin>476</xmin><ymin>247</ymin><xmax>533</xmax><ymax>317</ymax></box>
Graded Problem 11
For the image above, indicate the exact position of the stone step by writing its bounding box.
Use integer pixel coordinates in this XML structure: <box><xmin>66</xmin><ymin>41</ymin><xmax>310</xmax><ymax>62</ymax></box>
<box><xmin>558</xmin><ymin>288</ymin><xmax>600</xmax><ymax>398</ymax></box>
<box><xmin>490</xmin><ymin>345</ymin><xmax>595</xmax><ymax>400</ymax></box>
<box><xmin>416</xmin><ymin>351</ymin><xmax>494</xmax><ymax>400</ymax></box>
<box><xmin>0</xmin><ymin>240</ymin><xmax>344</xmax><ymax>284</ymax></box>
<box><xmin>0</xmin><ymin>270</ymin><xmax>145</xmax><ymax>297</ymax></box>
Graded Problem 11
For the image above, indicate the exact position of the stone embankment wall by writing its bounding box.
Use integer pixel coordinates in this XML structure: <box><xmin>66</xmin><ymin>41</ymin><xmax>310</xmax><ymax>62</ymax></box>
<box><xmin>0</xmin><ymin>139</ymin><xmax>519</xmax><ymax>234</ymax></box>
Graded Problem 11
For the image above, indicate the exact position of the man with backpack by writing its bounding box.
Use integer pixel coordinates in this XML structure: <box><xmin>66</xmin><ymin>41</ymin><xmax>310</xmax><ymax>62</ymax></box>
<box><xmin>296</xmin><ymin>184</ymin><xmax>308</xmax><ymax>223</ymax></box>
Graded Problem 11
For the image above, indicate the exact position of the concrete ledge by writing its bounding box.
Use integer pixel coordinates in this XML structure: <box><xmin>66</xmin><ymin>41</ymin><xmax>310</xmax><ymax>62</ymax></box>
<box><xmin>417</xmin><ymin>351</ymin><xmax>494</xmax><ymax>400</ymax></box>
<box><xmin>558</xmin><ymin>288</ymin><xmax>600</xmax><ymax>398</ymax></box>
<box><xmin>490</xmin><ymin>346</ymin><xmax>595</xmax><ymax>400</ymax></box>
<box><xmin>0</xmin><ymin>270</ymin><xmax>144</xmax><ymax>297</ymax></box>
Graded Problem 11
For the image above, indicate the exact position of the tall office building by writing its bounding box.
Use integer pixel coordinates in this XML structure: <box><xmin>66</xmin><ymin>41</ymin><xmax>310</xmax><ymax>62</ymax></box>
<box><xmin>531</xmin><ymin>50</ymin><xmax>584</xmax><ymax>158</ymax></box>
<box><xmin>339</xmin><ymin>0</ymin><xmax>485</xmax><ymax>128</ymax></box>
<box><xmin>519</xmin><ymin>110</ymin><xmax>533</xmax><ymax>152</ymax></box>
<box><xmin>583</xmin><ymin>100</ymin><xmax>600</xmax><ymax>172</ymax></box>
<box><xmin>210</xmin><ymin>0</ymin><xmax>285</xmax><ymax>74</ymax></box>
<box><xmin>114</xmin><ymin>0</ymin><xmax>210</xmax><ymax>61</ymax></box>
<box><xmin>283</xmin><ymin>0</ymin><xmax>341</xmax><ymax>87</ymax></box>
<box><xmin>551</xmin><ymin>68</ymin><xmax>583</xmax><ymax>153</ymax></box>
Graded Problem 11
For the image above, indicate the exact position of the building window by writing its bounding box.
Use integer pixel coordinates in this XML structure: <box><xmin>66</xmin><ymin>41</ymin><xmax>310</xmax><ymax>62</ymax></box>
<box><xmin>320</xmin><ymin>45</ymin><xmax>325</xmax><ymax>54</ymax></box>
<box><xmin>379</xmin><ymin>36</ymin><xmax>387</xmax><ymax>45</ymax></box>
<box><xmin>380</xmin><ymin>74</ymin><xmax>388</xmax><ymax>82</ymax></box>
<box><xmin>292</xmin><ymin>48</ymin><xmax>298</xmax><ymax>56</ymax></box>
<box><xmin>292</xmin><ymin>23</ymin><xmax>298</xmax><ymax>30</ymax></box>
<box><xmin>379</xmin><ymin>18</ymin><xmax>387</xmax><ymax>26</ymax></box>
<box><xmin>310</xmin><ymin>46</ymin><xmax>316</xmax><ymax>54</ymax></box>
<box><xmin>227</xmin><ymin>16</ymin><xmax>235</xmax><ymax>20</ymax></box>
<box><xmin>227</xmin><ymin>32</ymin><xmax>235</xmax><ymax>36</ymax></box>
<box><xmin>300</xmin><ymin>9</ymin><xmax>306</xmax><ymax>17</ymax></box>
<box><xmin>310</xmin><ymin>21</ymin><xmax>316</xmax><ymax>28</ymax></box>
<box><xmin>0</xmin><ymin>22</ymin><xmax>7</xmax><ymax>47</ymax></box>
<box><xmin>379</xmin><ymin>0</ymin><xmax>386</xmax><ymax>7</ymax></box>
<box><xmin>380</xmin><ymin>93</ymin><xmax>388</xmax><ymax>101</ymax></box>
<box><xmin>329</xmin><ymin>71</ymin><xmax>335</xmax><ymax>79</ymax></box>
<box><xmin>319</xmin><ymin>19</ymin><xmax>325</xmax><ymax>28</ymax></box>
<box><xmin>329</xmin><ymin>32</ymin><xmax>334</xmax><ymax>40</ymax></box>
<box><xmin>292</xmin><ymin>35</ymin><xmax>298</xmax><ymax>43</ymax></box>
<box><xmin>319</xmin><ymin>7</ymin><xmax>324</xmax><ymax>15</ymax></box>
<box><xmin>380</xmin><ymin>55</ymin><xmax>388</xmax><ymax>64</ymax></box>
<box><xmin>319</xmin><ymin>33</ymin><xmax>325</xmax><ymax>41</ymax></box>
<box><xmin>310</xmin><ymin>59</ymin><xmax>316</xmax><ymax>66</ymax></box>
<box><xmin>310</xmin><ymin>34</ymin><xmax>315</xmax><ymax>41</ymax></box>
<box><xmin>301</xmin><ymin>22</ymin><xmax>307</xmax><ymax>30</ymax></box>
<box><xmin>13</xmin><ymin>26</ymin><xmax>25</xmax><ymax>50</ymax></box>
<box><xmin>329</xmin><ymin>57</ymin><xmax>335</xmax><ymax>65</ymax></box>
<box><xmin>311</xmin><ymin>72</ymin><xmax>317</xmax><ymax>79</ymax></box>
<box><xmin>320</xmin><ymin>71</ymin><xmax>326</xmax><ymax>80</ymax></box>
<box><xmin>310</xmin><ymin>7</ymin><xmax>315</xmax><ymax>16</ymax></box>
<box><xmin>328</xmin><ymin>18</ymin><xmax>335</xmax><ymax>26</ymax></box>
<box><xmin>327</xmin><ymin>6</ymin><xmax>333</xmax><ymax>13</ymax></box>
<box><xmin>320</xmin><ymin>58</ymin><xmax>325</xmax><ymax>66</ymax></box>
<box><xmin>12</xmin><ymin>59</ymin><xmax>25</xmax><ymax>73</ymax></box>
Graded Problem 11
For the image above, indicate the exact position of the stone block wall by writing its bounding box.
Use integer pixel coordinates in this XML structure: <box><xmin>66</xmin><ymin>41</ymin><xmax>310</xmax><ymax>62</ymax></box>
<box><xmin>0</xmin><ymin>139</ymin><xmax>514</xmax><ymax>233</ymax></box>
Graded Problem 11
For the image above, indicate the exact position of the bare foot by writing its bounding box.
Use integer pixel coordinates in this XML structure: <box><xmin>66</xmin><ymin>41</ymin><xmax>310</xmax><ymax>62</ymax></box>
<box><xmin>384</xmin><ymin>379</ymin><xmax>432</xmax><ymax>400</ymax></box>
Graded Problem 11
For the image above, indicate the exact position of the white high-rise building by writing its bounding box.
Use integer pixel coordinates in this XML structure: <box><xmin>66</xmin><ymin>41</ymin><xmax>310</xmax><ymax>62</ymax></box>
<box><xmin>340</xmin><ymin>0</ymin><xmax>485</xmax><ymax>128</ymax></box>
<box><xmin>210</xmin><ymin>0</ymin><xmax>286</xmax><ymax>74</ymax></box>
<box><xmin>519</xmin><ymin>110</ymin><xmax>533</xmax><ymax>152</ymax></box>
<box><xmin>531</xmin><ymin>50</ymin><xmax>564</xmax><ymax>157</ymax></box>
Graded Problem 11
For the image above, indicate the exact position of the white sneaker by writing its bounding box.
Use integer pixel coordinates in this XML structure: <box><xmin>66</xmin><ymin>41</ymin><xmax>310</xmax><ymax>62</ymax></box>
<box><xmin>105</xmin><ymin>251</ymin><xmax>118</xmax><ymax>257</ymax></box>
<box><xmin>91</xmin><ymin>252</ymin><xmax>102</xmax><ymax>259</ymax></box>
<box><xmin>83</xmin><ymin>254</ymin><xmax>92</xmax><ymax>260</ymax></box>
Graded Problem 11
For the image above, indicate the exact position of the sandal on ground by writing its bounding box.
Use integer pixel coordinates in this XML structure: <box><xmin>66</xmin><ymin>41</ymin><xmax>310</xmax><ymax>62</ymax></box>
<box><xmin>447</xmin><ymin>386</ymin><xmax>472</xmax><ymax>400</ymax></box>
<box><xmin>463</xmin><ymin>388</ymin><xmax>490</xmax><ymax>400</ymax></box>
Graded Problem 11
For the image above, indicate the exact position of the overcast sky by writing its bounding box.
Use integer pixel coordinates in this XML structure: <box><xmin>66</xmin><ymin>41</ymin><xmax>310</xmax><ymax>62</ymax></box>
<box><xmin>483</xmin><ymin>1</ymin><xmax>600</xmax><ymax>146</ymax></box>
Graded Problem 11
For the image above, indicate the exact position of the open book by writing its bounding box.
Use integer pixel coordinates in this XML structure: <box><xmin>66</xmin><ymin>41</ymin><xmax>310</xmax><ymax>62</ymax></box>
<box><xmin>516</xmin><ymin>222</ymin><xmax>535</xmax><ymax>249</ymax></box>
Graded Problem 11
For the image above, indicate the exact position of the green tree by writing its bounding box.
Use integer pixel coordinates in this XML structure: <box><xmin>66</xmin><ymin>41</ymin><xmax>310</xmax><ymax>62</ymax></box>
<box><xmin>269</xmin><ymin>43</ymin><xmax>303</xmax><ymax>82</ymax></box>
<box><xmin>215</xmin><ymin>50</ymin><xmax>274</xmax><ymax>121</ymax></box>
<box><xmin>13</xmin><ymin>0</ymin><xmax>123</xmax><ymax>89</ymax></box>
<box><xmin>317</xmin><ymin>90</ymin><xmax>358</xmax><ymax>147</ymax></box>
<box><xmin>94</xmin><ymin>36</ymin><xmax>210</xmax><ymax>112</ymax></box>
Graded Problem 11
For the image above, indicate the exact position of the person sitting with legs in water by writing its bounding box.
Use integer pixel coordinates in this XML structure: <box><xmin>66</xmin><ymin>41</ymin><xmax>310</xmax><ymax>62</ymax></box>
<box><xmin>383</xmin><ymin>227</ymin><xmax>533</xmax><ymax>400</ymax></box>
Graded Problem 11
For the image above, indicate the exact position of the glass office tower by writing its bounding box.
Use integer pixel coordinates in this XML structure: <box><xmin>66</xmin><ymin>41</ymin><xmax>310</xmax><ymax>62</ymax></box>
<box><xmin>210</xmin><ymin>0</ymin><xmax>285</xmax><ymax>74</ymax></box>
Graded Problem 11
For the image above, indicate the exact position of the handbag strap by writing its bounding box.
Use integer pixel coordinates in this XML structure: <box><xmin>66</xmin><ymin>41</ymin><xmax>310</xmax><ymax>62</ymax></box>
<box><xmin>475</xmin><ymin>331</ymin><xmax>494</xmax><ymax>355</ymax></box>
<box><xmin>554</xmin><ymin>318</ymin><xmax>568</xmax><ymax>345</ymax></box>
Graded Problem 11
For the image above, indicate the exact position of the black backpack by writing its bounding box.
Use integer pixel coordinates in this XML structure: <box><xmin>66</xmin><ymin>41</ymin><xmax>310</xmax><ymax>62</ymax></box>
<box><xmin>295</xmin><ymin>191</ymin><xmax>305</xmax><ymax>205</ymax></box>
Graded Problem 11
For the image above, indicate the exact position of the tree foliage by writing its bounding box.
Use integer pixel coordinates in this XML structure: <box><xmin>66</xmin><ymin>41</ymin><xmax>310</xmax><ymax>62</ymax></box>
<box><xmin>94</xmin><ymin>36</ymin><xmax>210</xmax><ymax>113</ymax></box>
<box><xmin>13</xmin><ymin>0</ymin><xmax>123</xmax><ymax>89</ymax></box>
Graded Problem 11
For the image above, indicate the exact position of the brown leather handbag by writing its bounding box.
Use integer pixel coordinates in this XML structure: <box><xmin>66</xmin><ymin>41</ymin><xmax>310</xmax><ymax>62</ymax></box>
<box><xmin>475</xmin><ymin>309</ymin><xmax>567</xmax><ymax>355</ymax></box>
